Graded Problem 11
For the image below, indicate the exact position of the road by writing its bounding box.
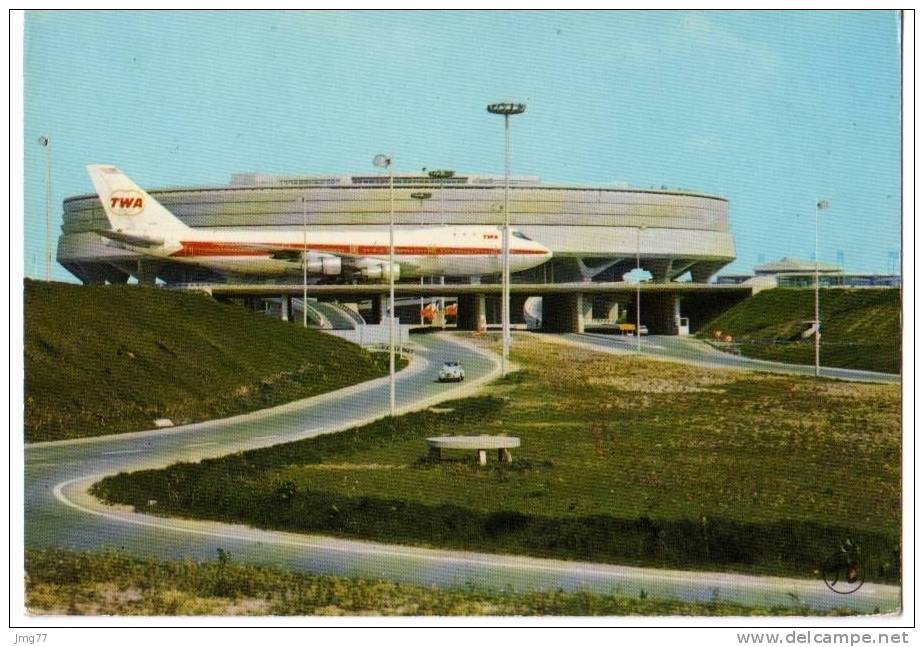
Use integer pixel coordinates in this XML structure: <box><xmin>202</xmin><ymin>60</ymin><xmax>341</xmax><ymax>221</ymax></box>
<box><xmin>26</xmin><ymin>332</ymin><xmax>497</xmax><ymax>550</ymax></box>
<box><xmin>567</xmin><ymin>332</ymin><xmax>901</xmax><ymax>384</ymax></box>
<box><xmin>24</xmin><ymin>332</ymin><xmax>899</xmax><ymax>615</ymax></box>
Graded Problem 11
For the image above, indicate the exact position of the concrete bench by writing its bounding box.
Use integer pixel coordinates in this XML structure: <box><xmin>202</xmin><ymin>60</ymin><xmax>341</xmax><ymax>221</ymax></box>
<box><xmin>426</xmin><ymin>435</ymin><xmax>521</xmax><ymax>465</ymax></box>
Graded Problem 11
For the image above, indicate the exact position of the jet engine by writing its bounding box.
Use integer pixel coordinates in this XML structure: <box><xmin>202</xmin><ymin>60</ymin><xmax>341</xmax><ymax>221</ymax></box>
<box><xmin>360</xmin><ymin>262</ymin><xmax>401</xmax><ymax>281</ymax></box>
<box><xmin>273</xmin><ymin>250</ymin><xmax>342</xmax><ymax>275</ymax></box>
<box><xmin>304</xmin><ymin>254</ymin><xmax>342</xmax><ymax>276</ymax></box>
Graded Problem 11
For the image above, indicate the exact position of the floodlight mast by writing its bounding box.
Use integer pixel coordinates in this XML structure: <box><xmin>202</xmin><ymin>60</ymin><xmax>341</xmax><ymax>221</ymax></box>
<box><xmin>301</xmin><ymin>196</ymin><xmax>308</xmax><ymax>329</ymax></box>
<box><xmin>373</xmin><ymin>154</ymin><xmax>396</xmax><ymax>415</ymax></box>
<box><xmin>38</xmin><ymin>136</ymin><xmax>51</xmax><ymax>281</ymax></box>
<box><xmin>815</xmin><ymin>202</ymin><xmax>820</xmax><ymax>377</ymax></box>
<box><xmin>486</xmin><ymin>102</ymin><xmax>526</xmax><ymax>376</ymax></box>
<box><xmin>636</xmin><ymin>225</ymin><xmax>646</xmax><ymax>353</ymax></box>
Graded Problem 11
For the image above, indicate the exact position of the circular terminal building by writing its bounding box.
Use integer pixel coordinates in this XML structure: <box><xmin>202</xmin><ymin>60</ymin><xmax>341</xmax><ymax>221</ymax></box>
<box><xmin>58</xmin><ymin>171</ymin><xmax>735</xmax><ymax>286</ymax></box>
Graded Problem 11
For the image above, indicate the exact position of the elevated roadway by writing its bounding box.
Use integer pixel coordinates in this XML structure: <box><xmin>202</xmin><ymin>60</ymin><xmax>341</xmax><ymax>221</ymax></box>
<box><xmin>186</xmin><ymin>281</ymin><xmax>753</xmax><ymax>335</ymax></box>
<box><xmin>182</xmin><ymin>280</ymin><xmax>752</xmax><ymax>298</ymax></box>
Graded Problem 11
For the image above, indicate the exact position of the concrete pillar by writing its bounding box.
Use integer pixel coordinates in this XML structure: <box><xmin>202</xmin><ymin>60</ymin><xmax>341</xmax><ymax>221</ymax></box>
<box><xmin>135</xmin><ymin>260</ymin><xmax>159</xmax><ymax>286</ymax></box>
<box><xmin>478</xmin><ymin>450</ymin><xmax>487</xmax><ymax>466</ymax></box>
<box><xmin>581</xmin><ymin>298</ymin><xmax>594</xmax><ymax>326</ymax></box>
<box><xmin>540</xmin><ymin>293</ymin><xmax>585</xmax><ymax>333</ymax></box>
<box><xmin>81</xmin><ymin>263</ymin><xmax>129</xmax><ymax>285</ymax></box>
<box><xmin>591</xmin><ymin>295</ymin><xmax>623</xmax><ymax>323</ymax></box>
<box><xmin>484</xmin><ymin>296</ymin><xmax>501</xmax><ymax>326</ymax></box>
<box><xmin>498</xmin><ymin>448</ymin><xmax>512</xmax><ymax>464</ymax></box>
<box><xmin>639</xmin><ymin>293</ymin><xmax>679</xmax><ymax>335</ymax></box>
<box><xmin>690</xmin><ymin>262</ymin><xmax>725</xmax><ymax>284</ymax></box>
<box><xmin>646</xmin><ymin>260</ymin><xmax>672</xmax><ymax>283</ymax></box>
<box><xmin>510</xmin><ymin>294</ymin><xmax>529</xmax><ymax>325</ymax></box>
<box><xmin>280</xmin><ymin>296</ymin><xmax>291</xmax><ymax>322</ymax></box>
<box><xmin>366</xmin><ymin>296</ymin><xmax>383</xmax><ymax>324</ymax></box>
<box><xmin>673</xmin><ymin>295</ymin><xmax>686</xmax><ymax>335</ymax></box>
<box><xmin>456</xmin><ymin>294</ymin><xmax>486</xmax><ymax>331</ymax></box>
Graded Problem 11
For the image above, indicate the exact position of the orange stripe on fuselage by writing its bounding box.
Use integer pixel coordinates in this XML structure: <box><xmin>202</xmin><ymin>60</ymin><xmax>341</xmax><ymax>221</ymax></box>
<box><xmin>171</xmin><ymin>241</ymin><xmax>547</xmax><ymax>257</ymax></box>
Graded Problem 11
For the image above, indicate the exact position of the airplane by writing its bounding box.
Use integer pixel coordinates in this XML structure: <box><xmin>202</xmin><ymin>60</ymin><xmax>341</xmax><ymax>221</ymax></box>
<box><xmin>86</xmin><ymin>165</ymin><xmax>552</xmax><ymax>282</ymax></box>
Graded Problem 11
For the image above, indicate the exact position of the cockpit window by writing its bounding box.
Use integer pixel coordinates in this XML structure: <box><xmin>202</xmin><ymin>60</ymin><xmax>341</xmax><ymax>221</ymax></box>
<box><xmin>512</xmin><ymin>231</ymin><xmax>532</xmax><ymax>240</ymax></box>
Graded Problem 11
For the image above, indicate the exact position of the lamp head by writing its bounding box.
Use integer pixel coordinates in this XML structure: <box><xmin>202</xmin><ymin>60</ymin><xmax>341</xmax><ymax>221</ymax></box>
<box><xmin>487</xmin><ymin>102</ymin><xmax>526</xmax><ymax>115</ymax></box>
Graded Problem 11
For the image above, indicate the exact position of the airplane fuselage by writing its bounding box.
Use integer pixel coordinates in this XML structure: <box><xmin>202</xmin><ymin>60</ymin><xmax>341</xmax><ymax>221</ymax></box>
<box><xmin>145</xmin><ymin>225</ymin><xmax>551</xmax><ymax>279</ymax></box>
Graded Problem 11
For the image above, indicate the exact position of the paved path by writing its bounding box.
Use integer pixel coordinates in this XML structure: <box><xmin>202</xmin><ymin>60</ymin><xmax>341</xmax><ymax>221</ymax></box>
<box><xmin>566</xmin><ymin>332</ymin><xmax>901</xmax><ymax>384</ymax></box>
<box><xmin>24</xmin><ymin>333</ymin><xmax>899</xmax><ymax>614</ymax></box>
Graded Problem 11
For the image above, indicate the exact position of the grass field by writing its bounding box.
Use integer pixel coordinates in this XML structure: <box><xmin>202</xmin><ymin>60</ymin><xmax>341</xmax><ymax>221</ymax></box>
<box><xmin>696</xmin><ymin>288</ymin><xmax>901</xmax><ymax>373</ymax></box>
<box><xmin>93</xmin><ymin>335</ymin><xmax>901</xmax><ymax>582</ymax></box>
<box><xmin>25</xmin><ymin>548</ymin><xmax>858</xmax><ymax>616</ymax></box>
<box><xmin>24</xmin><ymin>280</ymin><xmax>394</xmax><ymax>442</ymax></box>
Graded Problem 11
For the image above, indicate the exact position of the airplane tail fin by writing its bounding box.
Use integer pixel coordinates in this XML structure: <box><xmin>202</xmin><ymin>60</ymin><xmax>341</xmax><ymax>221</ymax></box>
<box><xmin>86</xmin><ymin>165</ymin><xmax>191</xmax><ymax>235</ymax></box>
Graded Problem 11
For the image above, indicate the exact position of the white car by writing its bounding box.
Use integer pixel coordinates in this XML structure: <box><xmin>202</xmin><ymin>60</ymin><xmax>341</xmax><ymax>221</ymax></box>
<box><xmin>438</xmin><ymin>361</ymin><xmax>465</xmax><ymax>382</ymax></box>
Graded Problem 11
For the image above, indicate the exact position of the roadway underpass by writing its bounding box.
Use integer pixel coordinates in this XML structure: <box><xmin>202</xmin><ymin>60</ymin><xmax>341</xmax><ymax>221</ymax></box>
<box><xmin>189</xmin><ymin>282</ymin><xmax>754</xmax><ymax>335</ymax></box>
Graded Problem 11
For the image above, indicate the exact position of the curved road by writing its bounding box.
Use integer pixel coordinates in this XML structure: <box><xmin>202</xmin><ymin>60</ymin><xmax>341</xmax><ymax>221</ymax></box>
<box><xmin>24</xmin><ymin>333</ymin><xmax>899</xmax><ymax>614</ymax></box>
<box><xmin>568</xmin><ymin>332</ymin><xmax>900</xmax><ymax>384</ymax></box>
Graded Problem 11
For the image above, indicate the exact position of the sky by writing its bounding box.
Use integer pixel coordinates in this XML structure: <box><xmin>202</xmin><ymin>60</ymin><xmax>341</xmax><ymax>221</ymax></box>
<box><xmin>22</xmin><ymin>10</ymin><xmax>902</xmax><ymax>280</ymax></box>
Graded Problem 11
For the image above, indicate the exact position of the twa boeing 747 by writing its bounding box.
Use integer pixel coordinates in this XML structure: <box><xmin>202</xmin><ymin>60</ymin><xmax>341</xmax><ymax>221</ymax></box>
<box><xmin>87</xmin><ymin>165</ymin><xmax>552</xmax><ymax>282</ymax></box>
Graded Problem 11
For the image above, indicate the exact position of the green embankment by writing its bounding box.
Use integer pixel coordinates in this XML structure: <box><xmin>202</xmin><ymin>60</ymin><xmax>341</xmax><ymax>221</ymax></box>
<box><xmin>24</xmin><ymin>548</ymin><xmax>858</xmax><ymax>616</ymax></box>
<box><xmin>697</xmin><ymin>288</ymin><xmax>901</xmax><ymax>374</ymax></box>
<box><xmin>93</xmin><ymin>337</ymin><xmax>901</xmax><ymax>583</ymax></box>
<box><xmin>25</xmin><ymin>280</ymin><xmax>391</xmax><ymax>442</ymax></box>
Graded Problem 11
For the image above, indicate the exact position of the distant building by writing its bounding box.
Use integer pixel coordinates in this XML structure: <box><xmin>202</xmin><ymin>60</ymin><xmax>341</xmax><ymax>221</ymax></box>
<box><xmin>753</xmin><ymin>257</ymin><xmax>841</xmax><ymax>277</ymax></box>
<box><xmin>714</xmin><ymin>274</ymin><xmax>754</xmax><ymax>286</ymax></box>
<box><xmin>717</xmin><ymin>257</ymin><xmax>901</xmax><ymax>288</ymax></box>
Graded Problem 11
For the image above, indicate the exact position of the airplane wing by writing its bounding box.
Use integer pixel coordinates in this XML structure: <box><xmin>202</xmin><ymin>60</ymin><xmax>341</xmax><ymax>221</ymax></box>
<box><xmin>251</xmin><ymin>243</ymin><xmax>420</xmax><ymax>279</ymax></box>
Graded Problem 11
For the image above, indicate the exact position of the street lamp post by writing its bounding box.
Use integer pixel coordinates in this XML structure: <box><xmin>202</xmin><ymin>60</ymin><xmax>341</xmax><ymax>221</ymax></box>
<box><xmin>486</xmin><ymin>102</ymin><xmax>526</xmax><ymax>376</ymax></box>
<box><xmin>814</xmin><ymin>199</ymin><xmax>829</xmax><ymax>377</ymax></box>
<box><xmin>429</xmin><ymin>169</ymin><xmax>455</xmax><ymax>329</ymax></box>
<box><xmin>636</xmin><ymin>225</ymin><xmax>646</xmax><ymax>353</ymax></box>
<box><xmin>374</xmin><ymin>154</ymin><xmax>396</xmax><ymax>416</ymax></box>
<box><xmin>410</xmin><ymin>191</ymin><xmax>432</xmax><ymax>326</ymax></box>
<box><xmin>38</xmin><ymin>136</ymin><xmax>51</xmax><ymax>281</ymax></box>
<box><xmin>301</xmin><ymin>196</ymin><xmax>308</xmax><ymax>329</ymax></box>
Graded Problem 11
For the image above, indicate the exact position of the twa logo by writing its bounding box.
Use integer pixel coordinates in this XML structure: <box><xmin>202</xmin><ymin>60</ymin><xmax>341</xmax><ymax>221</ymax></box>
<box><xmin>108</xmin><ymin>191</ymin><xmax>144</xmax><ymax>216</ymax></box>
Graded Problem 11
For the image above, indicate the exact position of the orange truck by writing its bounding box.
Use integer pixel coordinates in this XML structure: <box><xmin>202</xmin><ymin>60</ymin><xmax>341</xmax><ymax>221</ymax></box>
<box><xmin>616</xmin><ymin>322</ymin><xmax>636</xmax><ymax>335</ymax></box>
